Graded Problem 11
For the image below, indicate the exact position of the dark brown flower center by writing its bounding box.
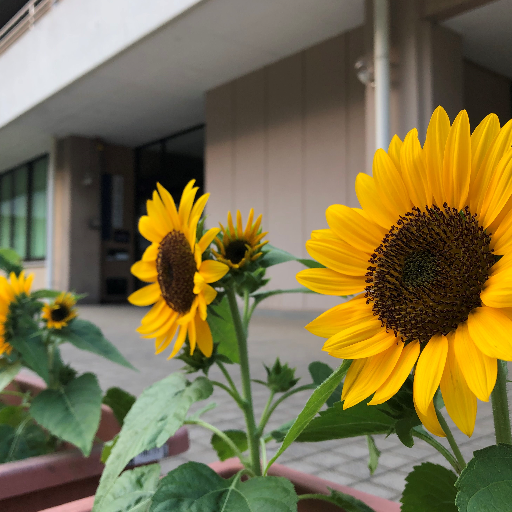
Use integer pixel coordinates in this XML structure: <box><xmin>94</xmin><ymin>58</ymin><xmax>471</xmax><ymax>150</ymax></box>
<box><xmin>365</xmin><ymin>205</ymin><xmax>495</xmax><ymax>344</ymax></box>
<box><xmin>225</xmin><ymin>239</ymin><xmax>248</xmax><ymax>265</ymax></box>
<box><xmin>157</xmin><ymin>230</ymin><xmax>197</xmax><ymax>314</ymax></box>
<box><xmin>51</xmin><ymin>305</ymin><xmax>70</xmax><ymax>322</ymax></box>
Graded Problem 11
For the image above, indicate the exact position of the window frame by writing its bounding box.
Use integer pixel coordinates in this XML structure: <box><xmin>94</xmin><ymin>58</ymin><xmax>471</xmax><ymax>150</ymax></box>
<box><xmin>0</xmin><ymin>154</ymin><xmax>48</xmax><ymax>261</ymax></box>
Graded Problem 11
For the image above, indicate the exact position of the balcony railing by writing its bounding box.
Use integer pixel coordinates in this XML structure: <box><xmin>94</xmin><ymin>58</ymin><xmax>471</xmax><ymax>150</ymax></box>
<box><xmin>0</xmin><ymin>0</ymin><xmax>59</xmax><ymax>56</ymax></box>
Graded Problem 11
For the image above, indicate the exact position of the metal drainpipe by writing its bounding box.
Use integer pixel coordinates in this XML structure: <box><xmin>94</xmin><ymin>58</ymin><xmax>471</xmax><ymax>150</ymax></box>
<box><xmin>374</xmin><ymin>0</ymin><xmax>391</xmax><ymax>151</ymax></box>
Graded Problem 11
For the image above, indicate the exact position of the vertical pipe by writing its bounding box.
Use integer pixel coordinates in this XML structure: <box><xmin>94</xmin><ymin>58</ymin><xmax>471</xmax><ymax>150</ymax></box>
<box><xmin>46</xmin><ymin>138</ymin><xmax>56</xmax><ymax>288</ymax></box>
<box><xmin>374</xmin><ymin>0</ymin><xmax>390</xmax><ymax>151</ymax></box>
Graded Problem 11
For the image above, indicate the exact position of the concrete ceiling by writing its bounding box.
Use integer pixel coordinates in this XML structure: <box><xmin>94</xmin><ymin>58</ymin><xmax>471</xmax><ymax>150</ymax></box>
<box><xmin>0</xmin><ymin>0</ymin><xmax>364</xmax><ymax>171</ymax></box>
<box><xmin>444</xmin><ymin>0</ymin><xmax>512</xmax><ymax>79</ymax></box>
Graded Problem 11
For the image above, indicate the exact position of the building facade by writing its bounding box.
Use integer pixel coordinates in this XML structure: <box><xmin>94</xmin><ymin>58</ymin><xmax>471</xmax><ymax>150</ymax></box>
<box><xmin>0</xmin><ymin>0</ymin><xmax>510</xmax><ymax>309</ymax></box>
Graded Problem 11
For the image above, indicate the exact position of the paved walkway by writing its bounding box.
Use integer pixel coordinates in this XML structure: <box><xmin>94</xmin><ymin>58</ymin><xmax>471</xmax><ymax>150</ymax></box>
<box><xmin>54</xmin><ymin>305</ymin><xmax>501</xmax><ymax>502</ymax></box>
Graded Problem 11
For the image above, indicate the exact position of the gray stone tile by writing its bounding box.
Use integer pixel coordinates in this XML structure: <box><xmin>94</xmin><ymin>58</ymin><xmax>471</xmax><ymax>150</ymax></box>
<box><xmin>350</xmin><ymin>481</ymin><xmax>397</xmax><ymax>500</ymax></box>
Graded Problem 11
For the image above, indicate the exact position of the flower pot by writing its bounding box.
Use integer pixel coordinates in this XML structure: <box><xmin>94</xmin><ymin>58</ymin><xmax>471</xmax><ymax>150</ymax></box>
<box><xmin>0</xmin><ymin>374</ymin><xmax>190</xmax><ymax>512</ymax></box>
<box><xmin>39</xmin><ymin>458</ymin><xmax>400</xmax><ymax>512</ymax></box>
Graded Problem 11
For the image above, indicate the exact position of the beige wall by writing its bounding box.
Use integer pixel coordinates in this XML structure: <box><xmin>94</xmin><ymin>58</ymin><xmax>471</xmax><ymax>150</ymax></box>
<box><xmin>205</xmin><ymin>29</ymin><xmax>366</xmax><ymax>311</ymax></box>
<box><xmin>24</xmin><ymin>262</ymin><xmax>46</xmax><ymax>291</ymax></box>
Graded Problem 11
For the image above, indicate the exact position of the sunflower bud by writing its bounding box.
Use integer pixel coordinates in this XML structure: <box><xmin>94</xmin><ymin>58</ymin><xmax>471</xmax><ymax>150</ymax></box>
<box><xmin>263</xmin><ymin>358</ymin><xmax>300</xmax><ymax>393</ymax></box>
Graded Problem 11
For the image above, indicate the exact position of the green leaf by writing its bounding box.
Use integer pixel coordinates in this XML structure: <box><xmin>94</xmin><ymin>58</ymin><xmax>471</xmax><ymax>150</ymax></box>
<box><xmin>103</xmin><ymin>387</ymin><xmax>136</xmax><ymax>426</ymax></box>
<box><xmin>266</xmin><ymin>360</ymin><xmax>351</xmax><ymax>470</ymax></box>
<box><xmin>308</xmin><ymin>361</ymin><xmax>344</xmax><ymax>407</ymax></box>
<box><xmin>0</xmin><ymin>360</ymin><xmax>21</xmax><ymax>392</ymax></box>
<box><xmin>211</xmin><ymin>430</ymin><xmax>248</xmax><ymax>461</ymax></box>
<box><xmin>303</xmin><ymin>489</ymin><xmax>376</xmax><ymax>511</ymax></box>
<box><xmin>0</xmin><ymin>248</ymin><xmax>23</xmax><ymax>275</ymax></box>
<box><xmin>31</xmin><ymin>289</ymin><xmax>62</xmax><ymax>299</ymax></box>
<box><xmin>395</xmin><ymin>415</ymin><xmax>421</xmax><ymax>448</ymax></box>
<box><xmin>401</xmin><ymin>462</ymin><xmax>457</xmax><ymax>512</ymax></box>
<box><xmin>207</xmin><ymin>297</ymin><xmax>239</xmax><ymax>364</ymax></box>
<box><xmin>102</xmin><ymin>435</ymin><xmax>118</xmax><ymax>464</ymax></box>
<box><xmin>0</xmin><ymin>420</ymin><xmax>51</xmax><ymax>462</ymax></box>
<box><xmin>296</xmin><ymin>258</ymin><xmax>325</xmax><ymax>269</ymax></box>
<box><xmin>269</xmin><ymin>420</ymin><xmax>295</xmax><ymax>443</ymax></box>
<box><xmin>102</xmin><ymin>464</ymin><xmax>161</xmax><ymax>512</ymax></box>
<box><xmin>251</xmin><ymin>287</ymin><xmax>316</xmax><ymax>307</ymax></box>
<box><xmin>9</xmin><ymin>333</ymin><xmax>50</xmax><ymax>384</ymax></box>
<box><xmin>456</xmin><ymin>445</ymin><xmax>512</xmax><ymax>512</ymax></box>
<box><xmin>295</xmin><ymin>400</ymin><xmax>395</xmax><ymax>442</ymax></box>
<box><xmin>366</xmin><ymin>435</ymin><xmax>380</xmax><ymax>475</ymax></box>
<box><xmin>0</xmin><ymin>405</ymin><xmax>27</xmax><ymax>427</ymax></box>
<box><xmin>150</xmin><ymin>461</ymin><xmax>298</xmax><ymax>512</ymax></box>
<box><xmin>59</xmin><ymin>319</ymin><xmax>135</xmax><ymax>370</ymax></box>
<box><xmin>30</xmin><ymin>373</ymin><xmax>102</xmax><ymax>456</ymax></box>
<box><xmin>94</xmin><ymin>374</ymin><xmax>213</xmax><ymax>511</ymax></box>
<box><xmin>259</xmin><ymin>245</ymin><xmax>297</xmax><ymax>267</ymax></box>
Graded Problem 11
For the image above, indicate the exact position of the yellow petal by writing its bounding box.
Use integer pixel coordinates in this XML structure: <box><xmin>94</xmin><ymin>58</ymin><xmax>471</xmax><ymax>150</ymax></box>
<box><xmin>369</xmin><ymin>341</ymin><xmax>420</xmax><ymax>405</ymax></box>
<box><xmin>227</xmin><ymin>211</ymin><xmax>236</xmax><ymax>237</ymax></box>
<box><xmin>440</xmin><ymin>335</ymin><xmax>477</xmax><ymax>437</ymax></box>
<box><xmin>443</xmin><ymin>110</ymin><xmax>471</xmax><ymax>211</ymax></box>
<box><xmin>473</xmin><ymin>119</ymin><xmax>512</xmax><ymax>214</ymax></box>
<box><xmin>469</xmin><ymin>113</ymin><xmax>500</xmax><ymax>211</ymax></box>
<box><xmin>24</xmin><ymin>273</ymin><xmax>34</xmax><ymax>294</ymax></box>
<box><xmin>200</xmin><ymin>260</ymin><xmax>229</xmax><ymax>283</ymax></box>
<box><xmin>453</xmin><ymin>323</ymin><xmax>497</xmax><ymax>402</ymax></box>
<box><xmin>244</xmin><ymin>209</ymin><xmax>255</xmax><ymax>238</ymax></box>
<box><xmin>306</xmin><ymin>239</ymin><xmax>369</xmax><ymax>276</ymax></box>
<box><xmin>467</xmin><ymin>307</ymin><xmax>512</xmax><ymax>360</ymax></box>
<box><xmin>481</xmin><ymin>265</ymin><xmax>512</xmax><ymax>308</ymax></box>
<box><xmin>342</xmin><ymin>342</ymin><xmax>404</xmax><ymax>408</ymax></box>
<box><xmin>305</xmin><ymin>295</ymin><xmax>368</xmax><ymax>338</ymax></box>
<box><xmin>128</xmin><ymin>283</ymin><xmax>161</xmax><ymax>306</ymax></box>
<box><xmin>197</xmin><ymin>292</ymin><xmax>207</xmax><ymax>321</ymax></box>
<box><xmin>190</xmin><ymin>193</ymin><xmax>209</xmax><ymax>223</ymax></box>
<box><xmin>151</xmin><ymin>190</ymin><xmax>174</xmax><ymax>232</ymax></box>
<box><xmin>355</xmin><ymin>173</ymin><xmax>397</xmax><ymax>229</ymax></box>
<box><xmin>178</xmin><ymin>182</ymin><xmax>198</xmax><ymax>225</ymax></box>
<box><xmin>139</xmin><ymin>298</ymin><xmax>167</xmax><ymax>326</ymax></box>
<box><xmin>400</xmin><ymin>129</ymin><xmax>431</xmax><ymax>209</ymax></box>
<box><xmin>155</xmin><ymin>323</ymin><xmax>179</xmax><ymax>354</ymax></box>
<box><xmin>413</xmin><ymin>334</ymin><xmax>448</xmax><ymax>415</ymax></box>
<box><xmin>202</xmin><ymin>284</ymin><xmax>217</xmax><ymax>305</ymax></box>
<box><xmin>325</xmin><ymin>205</ymin><xmax>384</xmax><ymax>254</ymax></box>
<box><xmin>296</xmin><ymin>268</ymin><xmax>366</xmax><ymax>296</ymax></box>
<box><xmin>131</xmin><ymin>260</ymin><xmax>157</xmax><ymax>282</ymax></box>
<box><xmin>490</xmin><ymin>205</ymin><xmax>512</xmax><ymax>254</ymax></box>
<box><xmin>372</xmin><ymin>149</ymin><xmax>412</xmax><ymax>218</ymax></box>
<box><xmin>142</xmin><ymin>310</ymin><xmax>179</xmax><ymax>339</ymax></box>
<box><xmin>157</xmin><ymin>183</ymin><xmax>180</xmax><ymax>228</ymax></box>
<box><xmin>138</xmin><ymin>306</ymin><xmax>173</xmax><ymax>333</ymax></box>
<box><xmin>326</xmin><ymin>329</ymin><xmax>399</xmax><ymax>359</ymax></box>
<box><xmin>195</xmin><ymin>316</ymin><xmax>213</xmax><ymax>357</ymax></box>
<box><xmin>424</xmin><ymin>106</ymin><xmax>450</xmax><ymax>208</ymax></box>
<box><xmin>142</xmin><ymin>243</ymin><xmax>159</xmax><ymax>262</ymax></box>
<box><xmin>193</xmin><ymin>272</ymin><xmax>206</xmax><ymax>294</ymax></box>
<box><xmin>479</xmin><ymin>148</ymin><xmax>512</xmax><ymax>227</ymax></box>
<box><xmin>188</xmin><ymin>318</ymin><xmax>197</xmax><ymax>354</ymax></box>
<box><xmin>139</xmin><ymin>216</ymin><xmax>165</xmax><ymax>244</ymax></box>
<box><xmin>387</xmin><ymin>135</ymin><xmax>403</xmax><ymax>173</ymax></box>
<box><xmin>198</xmin><ymin>228</ymin><xmax>221</xmax><ymax>254</ymax></box>
<box><xmin>168</xmin><ymin>325</ymin><xmax>188</xmax><ymax>359</ymax></box>
<box><xmin>414</xmin><ymin>399</ymin><xmax>445</xmax><ymax>437</ymax></box>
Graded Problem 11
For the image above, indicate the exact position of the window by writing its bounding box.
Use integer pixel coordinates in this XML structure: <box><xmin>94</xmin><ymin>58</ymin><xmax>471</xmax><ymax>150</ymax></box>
<box><xmin>0</xmin><ymin>155</ymin><xmax>48</xmax><ymax>260</ymax></box>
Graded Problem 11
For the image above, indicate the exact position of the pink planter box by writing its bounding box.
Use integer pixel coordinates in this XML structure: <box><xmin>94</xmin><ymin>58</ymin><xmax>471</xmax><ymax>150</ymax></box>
<box><xmin>0</xmin><ymin>374</ymin><xmax>190</xmax><ymax>512</ymax></box>
<box><xmin>41</xmin><ymin>458</ymin><xmax>400</xmax><ymax>512</ymax></box>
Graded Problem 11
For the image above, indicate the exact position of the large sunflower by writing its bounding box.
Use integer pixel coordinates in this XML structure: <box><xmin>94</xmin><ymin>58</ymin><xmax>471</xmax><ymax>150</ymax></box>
<box><xmin>297</xmin><ymin>107</ymin><xmax>512</xmax><ymax>437</ymax></box>
<box><xmin>0</xmin><ymin>271</ymin><xmax>34</xmax><ymax>356</ymax></box>
<box><xmin>212</xmin><ymin>209</ymin><xmax>268</xmax><ymax>269</ymax></box>
<box><xmin>129</xmin><ymin>181</ymin><xmax>229</xmax><ymax>359</ymax></box>
<box><xmin>42</xmin><ymin>292</ymin><xmax>77</xmax><ymax>329</ymax></box>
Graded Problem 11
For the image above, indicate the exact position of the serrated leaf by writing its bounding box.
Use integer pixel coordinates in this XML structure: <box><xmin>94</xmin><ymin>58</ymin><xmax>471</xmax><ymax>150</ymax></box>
<box><xmin>59</xmin><ymin>319</ymin><xmax>135</xmax><ymax>369</ymax></box>
<box><xmin>207</xmin><ymin>297</ymin><xmax>239</xmax><ymax>363</ymax></box>
<box><xmin>308</xmin><ymin>361</ymin><xmax>344</xmax><ymax>407</ymax></box>
<box><xmin>296</xmin><ymin>400</ymin><xmax>395</xmax><ymax>442</ymax></box>
<box><xmin>395</xmin><ymin>415</ymin><xmax>421</xmax><ymax>448</ymax></box>
<box><xmin>94</xmin><ymin>374</ymin><xmax>213</xmax><ymax>511</ymax></box>
<box><xmin>0</xmin><ymin>420</ymin><xmax>51</xmax><ymax>462</ymax></box>
<box><xmin>30</xmin><ymin>373</ymin><xmax>102</xmax><ymax>456</ymax></box>
<box><xmin>0</xmin><ymin>360</ymin><xmax>21</xmax><ymax>392</ymax></box>
<box><xmin>0</xmin><ymin>248</ymin><xmax>23</xmax><ymax>275</ymax></box>
<box><xmin>401</xmin><ymin>462</ymin><xmax>457</xmax><ymax>512</ymax></box>
<box><xmin>103</xmin><ymin>387</ymin><xmax>136</xmax><ymax>426</ymax></box>
<box><xmin>102</xmin><ymin>464</ymin><xmax>161</xmax><ymax>512</ymax></box>
<box><xmin>456</xmin><ymin>444</ymin><xmax>512</xmax><ymax>512</ymax></box>
<box><xmin>211</xmin><ymin>429</ymin><xmax>248</xmax><ymax>461</ymax></box>
<box><xmin>266</xmin><ymin>360</ymin><xmax>351</xmax><ymax>470</ymax></box>
<box><xmin>150</xmin><ymin>461</ymin><xmax>298</xmax><ymax>512</ymax></box>
<box><xmin>31</xmin><ymin>289</ymin><xmax>62</xmax><ymax>299</ymax></box>
<box><xmin>366</xmin><ymin>435</ymin><xmax>380</xmax><ymax>475</ymax></box>
<box><xmin>9</xmin><ymin>333</ymin><xmax>49</xmax><ymax>384</ymax></box>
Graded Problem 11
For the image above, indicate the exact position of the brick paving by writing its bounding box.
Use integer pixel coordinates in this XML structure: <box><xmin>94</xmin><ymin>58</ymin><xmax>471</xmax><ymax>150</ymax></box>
<box><xmin>50</xmin><ymin>304</ymin><xmax>505</xmax><ymax>502</ymax></box>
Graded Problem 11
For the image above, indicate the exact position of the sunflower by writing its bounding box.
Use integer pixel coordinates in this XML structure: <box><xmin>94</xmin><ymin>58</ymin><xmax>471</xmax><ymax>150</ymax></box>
<box><xmin>128</xmin><ymin>181</ymin><xmax>229</xmax><ymax>358</ymax></box>
<box><xmin>297</xmin><ymin>106</ymin><xmax>512</xmax><ymax>437</ymax></box>
<box><xmin>0</xmin><ymin>271</ymin><xmax>34</xmax><ymax>356</ymax></box>
<box><xmin>42</xmin><ymin>292</ymin><xmax>77</xmax><ymax>329</ymax></box>
<box><xmin>213</xmin><ymin>209</ymin><xmax>268</xmax><ymax>269</ymax></box>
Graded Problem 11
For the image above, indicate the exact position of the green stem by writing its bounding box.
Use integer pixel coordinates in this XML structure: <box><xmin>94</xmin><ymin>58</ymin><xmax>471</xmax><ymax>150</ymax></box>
<box><xmin>435</xmin><ymin>405</ymin><xmax>466</xmax><ymax>471</ymax></box>
<box><xmin>242</xmin><ymin>289</ymin><xmax>251</xmax><ymax>331</ymax></box>
<box><xmin>258</xmin><ymin>384</ymin><xmax>316</xmax><ymax>434</ymax></box>
<box><xmin>185</xmin><ymin>418</ymin><xmax>249</xmax><ymax>467</ymax></box>
<box><xmin>260</xmin><ymin>437</ymin><xmax>268</xmax><ymax>471</ymax></box>
<box><xmin>217</xmin><ymin>361</ymin><xmax>239</xmax><ymax>398</ymax></box>
<box><xmin>491</xmin><ymin>360</ymin><xmax>512</xmax><ymax>445</ymax></box>
<box><xmin>257</xmin><ymin>391</ymin><xmax>275</xmax><ymax>434</ymax></box>
<box><xmin>211</xmin><ymin>380</ymin><xmax>245</xmax><ymax>409</ymax></box>
<box><xmin>0</xmin><ymin>390</ymin><xmax>25</xmax><ymax>398</ymax></box>
<box><xmin>412</xmin><ymin>429</ymin><xmax>461</xmax><ymax>473</ymax></box>
<box><xmin>226</xmin><ymin>288</ymin><xmax>261</xmax><ymax>476</ymax></box>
